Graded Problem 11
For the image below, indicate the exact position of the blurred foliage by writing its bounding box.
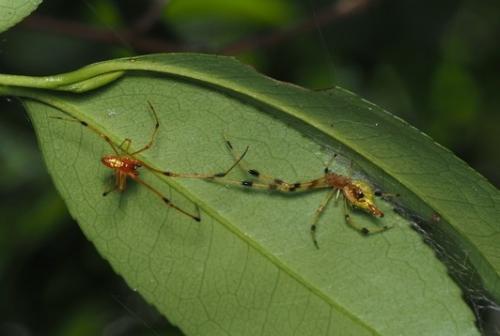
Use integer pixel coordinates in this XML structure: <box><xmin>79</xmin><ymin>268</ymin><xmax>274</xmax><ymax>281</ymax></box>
<box><xmin>0</xmin><ymin>0</ymin><xmax>498</xmax><ymax>335</ymax></box>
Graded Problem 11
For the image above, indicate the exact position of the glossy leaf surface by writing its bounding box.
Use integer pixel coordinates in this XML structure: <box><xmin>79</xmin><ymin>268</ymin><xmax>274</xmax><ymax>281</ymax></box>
<box><xmin>1</xmin><ymin>54</ymin><xmax>494</xmax><ymax>335</ymax></box>
<box><xmin>0</xmin><ymin>0</ymin><xmax>41</xmax><ymax>33</ymax></box>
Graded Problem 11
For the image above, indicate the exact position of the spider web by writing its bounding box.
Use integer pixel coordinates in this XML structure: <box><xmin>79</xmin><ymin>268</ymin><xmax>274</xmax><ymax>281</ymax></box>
<box><xmin>393</xmin><ymin>205</ymin><xmax>500</xmax><ymax>335</ymax></box>
<box><xmin>312</xmin><ymin>132</ymin><xmax>500</xmax><ymax>334</ymax></box>
<box><xmin>306</xmin><ymin>0</ymin><xmax>500</xmax><ymax>333</ymax></box>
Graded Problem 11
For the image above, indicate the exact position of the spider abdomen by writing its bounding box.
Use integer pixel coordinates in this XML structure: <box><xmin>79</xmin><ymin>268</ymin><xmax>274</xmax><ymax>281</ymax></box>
<box><xmin>101</xmin><ymin>155</ymin><xmax>141</xmax><ymax>173</ymax></box>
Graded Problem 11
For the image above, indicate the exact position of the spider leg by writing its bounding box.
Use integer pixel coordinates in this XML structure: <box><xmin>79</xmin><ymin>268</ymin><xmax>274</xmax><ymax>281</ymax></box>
<box><xmin>209</xmin><ymin>178</ymin><xmax>293</xmax><ymax>191</ymax></box>
<box><xmin>131</xmin><ymin>174</ymin><xmax>201</xmax><ymax>222</ymax></box>
<box><xmin>323</xmin><ymin>153</ymin><xmax>338</xmax><ymax>173</ymax></box>
<box><xmin>119</xmin><ymin>138</ymin><xmax>132</xmax><ymax>152</ymax></box>
<box><xmin>342</xmin><ymin>198</ymin><xmax>391</xmax><ymax>235</ymax></box>
<box><xmin>223</xmin><ymin>139</ymin><xmax>329</xmax><ymax>192</ymax></box>
<box><xmin>141</xmin><ymin>146</ymin><xmax>250</xmax><ymax>180</ymax></box>
<box><xmin>103</xmin><ymin>182</ymin><xmax>119</xmax><ymax>197</ymax></box>
<box><xmin>223</xmin><ymin>139</ymin><xmax>277</xmax><ymax>181</ymax></box>
<box><xmin>130</xmin><ymin>101</ymin><xmax>160</xmax><ymax>156</ymax></box>
<box><xmin>309</xmin><ymin>188</ymin><xmax>336</xmax><ymax>249</ymax></box>
<box><xmin>374</xmin><ymin>190</ymin><xmax>400</xmax><ymax>198</ymax></box>
<box><xmin>102</xmin><ymin>171</ymin><xmax>126</xmax><ymax>196</ymax></box>
<box><xmin>118</xmin><ymin>171</ymin><xmax>127</xmax><ymax>192</ymax></box>
<box><xmin>50</xmin><ymin>115</ymin><xmax>121</xmax><ymax>155</ymax></box>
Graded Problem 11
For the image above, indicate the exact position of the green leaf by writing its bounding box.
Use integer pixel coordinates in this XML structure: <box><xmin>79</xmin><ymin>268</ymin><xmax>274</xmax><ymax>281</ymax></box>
<box><xmin>0</xmin><ymin>0</ymin><xmax>42</xmax><ymax>33</ymax></box>
<box><xmin>1</xmin><ymin>53</ymin><xmax>496</xmax><ymax>335</ymax></box>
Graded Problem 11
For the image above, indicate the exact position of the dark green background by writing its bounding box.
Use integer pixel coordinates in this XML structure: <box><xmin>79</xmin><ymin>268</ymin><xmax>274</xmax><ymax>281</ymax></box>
<box><xmin>1</xmin><ymin>0</ymin><xmax>498</xmax><ymax>335</ymax></box>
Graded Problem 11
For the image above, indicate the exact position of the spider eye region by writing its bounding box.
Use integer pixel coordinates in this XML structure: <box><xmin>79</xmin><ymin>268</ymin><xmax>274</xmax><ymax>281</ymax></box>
<box><xmin>355</xmin><ymin>189</ymin><xmax>365</xmax><ymax>199</ymax></box>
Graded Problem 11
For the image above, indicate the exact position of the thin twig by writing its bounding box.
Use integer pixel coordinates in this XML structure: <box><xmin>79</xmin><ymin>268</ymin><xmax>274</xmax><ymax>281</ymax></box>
<box><xmin>131</xmin><ymin>0</ymin><xmax>170</xmax><ymax>35</ymax></box>
<box><xmin>221</xmin><ymin>0</ymin><xmax>374</xmax><ymax>54</ymax></box>
<box><xmin>20</xmin><ymin>14</ymin><xmax>186</xmax><ymax>52</ymax></box>
<box><xmin>18</xmin><ymin>0</ymin><xmax>373</xmax><ymax>55</ymax></box>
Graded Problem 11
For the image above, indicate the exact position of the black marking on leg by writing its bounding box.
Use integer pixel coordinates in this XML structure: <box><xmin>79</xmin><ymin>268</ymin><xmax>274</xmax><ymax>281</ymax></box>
<box><xmin>242</xmin><ymin>180</ymin><xmax>253</xmax><ymax>187</ymax></box>
<box><xmin>214</xmin><ymin>172</ymin><xmax>226</xmax><ymax>178</ymax></box>
<box><xmin>194</xmin><ymin>216</ymin><xmax>201</xmax><ymax>222</ymax></box>
<box><xmin>248</xmin><ymin>169</ymin><xmax>260</xmax><ymax>177</ymax></box>
<box><xmin>274</xmin><ymin>178</ymin><xmax>284</xmax><ymax>185</ymax></box>
<box><xmin>81</xmin><ymin>121</ymin><xmax>88</xmax><ymax>127</ymax></box>
<box><xmin>324</xmin><ymin>167</ymin><xmax>329</xmax><ymax>174</ymax></box>
<box><xmin>163</xmin><ymin>172</ymin><xmax>173</xmax><ymax>176</ymax></box>
<box><xmin>102</xmin><ymin>192</ymin><xmax>108</xmax><ymax>197</ymax></box>
<box><xmin>374</xmin><ymin>190</ymin><xmax>382</xmax><ymax>197</ymax></box>
<box><xmin>162</xmin><ymin>197</ymin><xmax>170</xmax><ymax>204</ymax></box>
<box><xmin>310</xmin><ymin>225</ymin><xmax>319</xmax><ymax>249</ymax></box>
<box><xmin>289</xmin><ymin>182</ymin><xmax>301</xmax><ymax>192</ymax></box>
<box><xmin>225</xmin><ymin>140</ymin><xmax>233</xmax><ymax>149</ymax></box>
<box><xmin>361</xmin><ymin>227</ymin><xmax>370</xmax><ymax>235</ymax></box>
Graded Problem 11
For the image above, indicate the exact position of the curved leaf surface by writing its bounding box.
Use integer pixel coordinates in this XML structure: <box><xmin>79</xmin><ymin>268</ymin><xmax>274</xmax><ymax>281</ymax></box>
<box><xmin>0</xmin><ymin>54</ymin><xmax>494</xmax><ymax>335</ymax></box>
<box><xmin>0</xmin><ymin>0</ymin><xmax>42</xmax><ymax>33</ymax></box>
